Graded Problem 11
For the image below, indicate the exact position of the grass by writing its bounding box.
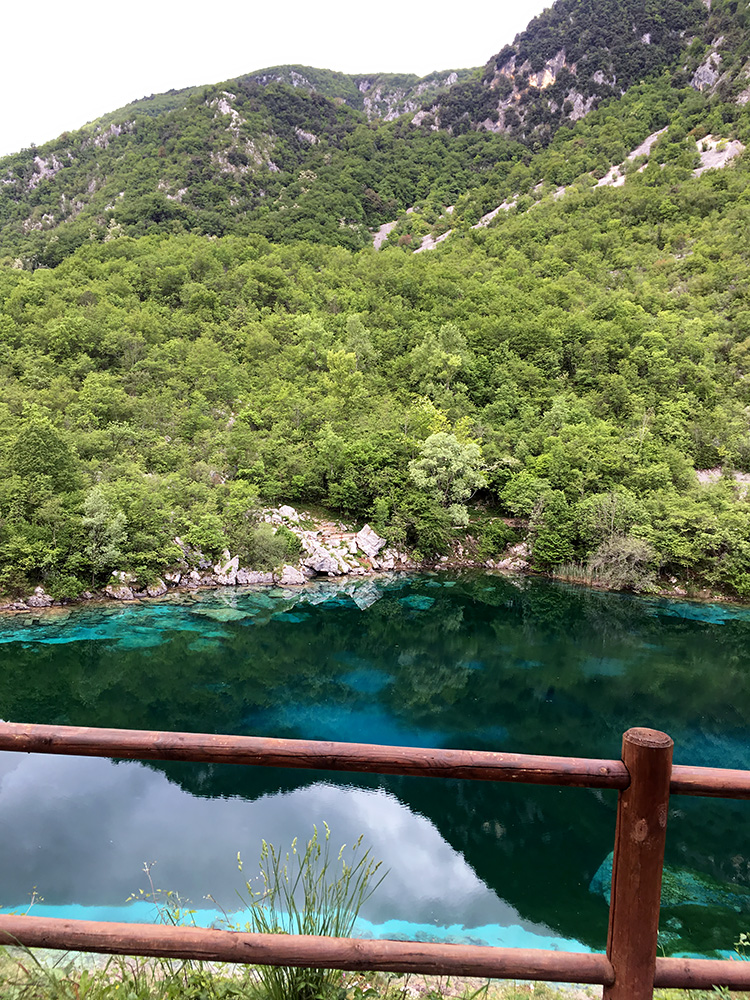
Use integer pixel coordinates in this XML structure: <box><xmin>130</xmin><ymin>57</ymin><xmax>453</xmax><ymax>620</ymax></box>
<box><xmin>2</xmin><ymin>954</ymin><xmax>749</xmax><ymax>1000</ymax></box>
<box><xmin>3</xmin><ymin>829</ymin><xmax>748</xmax><ymax>1000</ymax></box>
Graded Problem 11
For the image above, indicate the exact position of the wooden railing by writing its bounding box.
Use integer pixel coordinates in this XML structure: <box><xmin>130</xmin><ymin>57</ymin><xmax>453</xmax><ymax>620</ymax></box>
<box><xmin>1</xmin><ymin>722</ymin><xmax>749</xmax><ymax>999</ymax></box>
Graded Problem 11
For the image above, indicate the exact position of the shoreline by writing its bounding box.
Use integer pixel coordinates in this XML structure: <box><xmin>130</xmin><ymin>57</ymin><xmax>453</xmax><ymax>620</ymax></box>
<box><xmin>0</xmin><ymin>503</ymin><xmax>742</xmax><ymax>617</ymax></box>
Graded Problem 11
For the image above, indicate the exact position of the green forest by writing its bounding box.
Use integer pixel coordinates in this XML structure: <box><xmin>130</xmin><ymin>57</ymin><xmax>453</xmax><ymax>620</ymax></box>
<box><xmin>3</xmin><ymin>0</ymin><xmax>750</xmax><ymax>602</ymax></box>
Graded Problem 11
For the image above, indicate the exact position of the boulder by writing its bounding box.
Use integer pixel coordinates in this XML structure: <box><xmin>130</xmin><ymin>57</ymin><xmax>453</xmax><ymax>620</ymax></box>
<box><xmin>276</xmin><ymin>565</ymin><xmax>307</xmax><ymax>586</ymax></box>
<box><xmin>26</xmin><ymin>587</ymin><xmax>53</xmax><ymax>608</ymax></box>
<box><xmin>146</xmin><ymin>578</ymin><xmax>168</xmax><ymax>598</ymax></box>
<box><xmin>111</xmin><ymin>570</ymin><xmax>136</xmax><ymax>585</ymax></box>
<box><xmin>213</xmin><ymin>553</ymin><xmax>239</xmax><ymax>586</ymax></box>
<box><xmin>164</xmin><ymin>570</ymin><xmax>182</xmax><ymax>585</ymax></box>
<box><xmin>185</xmin><ymin>570</ymin><xmax>202</xmax><ymax>589</ymax></box>
<box><xmin>303</xmin><ymin>547</ymin><xmax>343</xmax><ymax>576</ymax></box>
<box><xmin>236</xmin><ymin>568</ymin><xmax>274</xmax><ymax>585</ymax></box>
<box><xmin>355</xmin><ymin>524</ymin><xmax>386</xmax><ymax>559</ymax></box>
<box><xmin>105</xmin><ymin>584</ymin><xmax>135</xmax><ymax>601</ymax></box>
<box><xmin>278</xmin><ymin>505</ymin><xmax>298</xmax><ymax>520</ymax></box>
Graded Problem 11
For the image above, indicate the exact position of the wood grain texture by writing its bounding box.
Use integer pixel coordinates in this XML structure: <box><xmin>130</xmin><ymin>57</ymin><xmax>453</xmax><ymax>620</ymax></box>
<box><xmin>0</xmin><ymin>915</ymin><xmax>615</xmax><ymax>984</ymax></box>
<box><xmin>670</xmin><ymin>763</ymin><xmax>750</xmax><ymax>798</ymax></box>
<box><xmin>604</xmin><ymin>728</ymin><xmax>673</xmax><ymax>1000</ymax></box>
<box><xmin>0</xmin><ymin>722</ymin><xmax>630</xmax><ymax>788</ymax></box>
<box><xmin>655</xmin><ymin>956</ymin><xmax>750</xmax><ymax>989</ymax></box>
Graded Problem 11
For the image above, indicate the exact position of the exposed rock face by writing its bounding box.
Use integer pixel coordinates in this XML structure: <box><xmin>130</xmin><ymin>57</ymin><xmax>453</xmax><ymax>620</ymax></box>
<box><xmin>277</xmin><ymin>565</ymin><xmax>307</xmax><ymax>586</ymax></box>
<box><xmin>26</xmin><ymin>587</ymin><xmax>53</xmax><ymax>608</ymax></box>
<box><xmin>692</xmin><ymin>53</ymin><xmax>722</xmax><ymax>91</ymax></box>
<box><xmin>355</xmin><ymin>524</ymin><xmax>386</xmax><ymax>559</ymax></box>
<box><xmin>146</xmin><ymin>579</ymin><xmax>168</xmax><ymax>598</ymax></box>
<box><xmin>236</xmin><ymin>568</ymin><xmax>274</xmax><ymax>585</ymax></box>
<box><xmin>105</xmin><ymin>584</ymin><xmax>135</xmax><ymax>600</ymax></box>
<box><xmin>493</xmin><ymin>542</ymin><xmax>531</xmax><ymax>572</ymax></box>
<box><xmin>213</xmin><ymin>552</ymin><xmax>239</xmax><ymax>585</ymax></box>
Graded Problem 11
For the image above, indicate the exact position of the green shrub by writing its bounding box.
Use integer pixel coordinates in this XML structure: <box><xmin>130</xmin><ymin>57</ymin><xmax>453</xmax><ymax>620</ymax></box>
<box><xmin>238</xmin><ymin>825</ymin><xmax>385</xmax><ymax>1000</ymax></box>
<box><xmin>476</xmin><ymin>520</ymin><xmax>517</xmax><ymax>560</ymax></box>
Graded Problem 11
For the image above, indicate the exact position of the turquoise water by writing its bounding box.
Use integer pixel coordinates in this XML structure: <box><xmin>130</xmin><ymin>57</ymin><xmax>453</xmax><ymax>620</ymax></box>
<box><xmin>1</xmin><ymin>573</ymin><xmax>750</xmax><ymax>956</ymax></box>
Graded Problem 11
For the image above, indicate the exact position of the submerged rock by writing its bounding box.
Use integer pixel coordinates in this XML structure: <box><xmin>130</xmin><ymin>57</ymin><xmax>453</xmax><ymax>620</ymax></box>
<box><xmin>591</xmin><ymin>851</ymin><xmax>750</xmax><ymax>912</ymax></box>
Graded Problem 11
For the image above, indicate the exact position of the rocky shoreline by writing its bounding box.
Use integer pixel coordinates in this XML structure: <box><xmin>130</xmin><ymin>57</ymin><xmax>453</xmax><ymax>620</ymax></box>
<box><xmin>0</xmin><ymin>505</ymin><xmax>495</xmax><ymax>614</ymax></box>
<box><xmin>0</xmin><ymin>503</ymin><xmax>730</xmax><ymax>615</ymax></box>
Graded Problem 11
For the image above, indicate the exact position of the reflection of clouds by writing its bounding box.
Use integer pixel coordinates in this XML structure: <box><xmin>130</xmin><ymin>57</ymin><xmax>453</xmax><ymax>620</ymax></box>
<box><xmin>0</xmin><ymin>753</ymin><xmax>555</xmax><ymax>940</ymax></box>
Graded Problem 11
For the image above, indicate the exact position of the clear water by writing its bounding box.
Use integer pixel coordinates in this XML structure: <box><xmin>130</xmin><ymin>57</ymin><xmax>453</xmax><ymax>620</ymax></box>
<box><xmin>1</xmin><ymin>573</ymin><xmax>750</xmax><ymax>957</ymax></box>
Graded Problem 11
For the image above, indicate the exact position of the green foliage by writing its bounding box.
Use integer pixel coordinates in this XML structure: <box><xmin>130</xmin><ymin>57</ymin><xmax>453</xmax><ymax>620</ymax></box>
<box><xmin>245</xmin><ymin>523</ymin><xmax>300</xmax><ymax>570</ymax></box>
<box><xmin>82</xmin><ymin>486</ymin><xmax>127</xmax><ymax>586</ymax></box>
<box><xmin>587</xmin><ymin>533</ymin><xmax>659</xmax><ymax>592</ymax></box>
<box><xmin>5</xmin><ymin>10</ymin><xmax>750</xmax><ymax>595</ymax></box>
<box><xmin>238</xmin><ymin>825</ymin><xmax>385</xmax><ymax>1000</ymax></box>
<box><xmin>408</xmin><ymin>433</ymin><xmax>486</xmax><ymax>507</ymax></box>
<box><xmin>475</xmin><ymin>520</ymin><xmax>518</xmax><ymax>560</ymax></box>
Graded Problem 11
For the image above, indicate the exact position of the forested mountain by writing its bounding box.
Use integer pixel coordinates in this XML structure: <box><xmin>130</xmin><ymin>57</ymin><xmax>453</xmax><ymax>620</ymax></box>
<box><xmin>3</xmin><ymin>0</ymin><xmax>750</xmax><ymax>603</ymax></box>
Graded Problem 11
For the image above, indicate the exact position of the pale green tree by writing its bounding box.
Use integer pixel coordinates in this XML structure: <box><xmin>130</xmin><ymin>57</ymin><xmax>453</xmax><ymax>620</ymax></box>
<box><xmin>82</xmin><ymin>486</ymin><xmax>127</xmax><ymax>586</ymax></box>
<box><xmin>408</xmin><ymin>432</ymin><xmax>486</xmax><ymax>525</ymax></box>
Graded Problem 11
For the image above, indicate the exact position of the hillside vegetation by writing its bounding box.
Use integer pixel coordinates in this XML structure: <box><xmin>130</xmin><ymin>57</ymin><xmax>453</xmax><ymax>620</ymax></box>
<box><xmin>3</xmin><ymin>0</ymin><xmax>750</xmax><ymax>601</ymax></box>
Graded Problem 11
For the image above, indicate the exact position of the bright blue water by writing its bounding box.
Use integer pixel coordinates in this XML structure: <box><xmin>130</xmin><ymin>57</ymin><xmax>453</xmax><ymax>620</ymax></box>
<box><xmin>1</xmin><ymin>573</ymin><xmax>750</xmax><ymax>957</ymax></box>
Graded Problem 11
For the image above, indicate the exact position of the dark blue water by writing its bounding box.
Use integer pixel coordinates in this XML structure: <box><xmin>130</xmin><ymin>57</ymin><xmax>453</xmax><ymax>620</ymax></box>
<box><xmin>1</xmin><ymin>573</ymin><xmax>750</xmax><ymax>957</ymax></box>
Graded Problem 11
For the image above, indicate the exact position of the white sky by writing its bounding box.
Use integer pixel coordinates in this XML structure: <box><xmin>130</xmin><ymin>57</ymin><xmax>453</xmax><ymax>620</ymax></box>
<box><xmin>0</xmin><ymin>0</ymin><xmax>551</xmax><ymax>158</ymax></box>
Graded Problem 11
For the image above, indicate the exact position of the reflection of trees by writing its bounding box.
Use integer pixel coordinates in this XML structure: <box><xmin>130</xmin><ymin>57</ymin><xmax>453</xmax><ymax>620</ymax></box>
<box><xmin>3</xmin><ymin>575</ymin><xmax>750</xmax><ymax>950</ymax></box>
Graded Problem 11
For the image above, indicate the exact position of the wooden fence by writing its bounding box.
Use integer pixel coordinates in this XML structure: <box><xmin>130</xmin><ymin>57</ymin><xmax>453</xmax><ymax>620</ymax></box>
<box><xmin>0</xmin><ymin>722</ymin><xmax>749</xmax><ymax>999</ymax></box>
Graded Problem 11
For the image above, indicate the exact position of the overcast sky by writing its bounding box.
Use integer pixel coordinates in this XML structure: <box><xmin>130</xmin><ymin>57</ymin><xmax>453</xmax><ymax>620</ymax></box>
<box><xmin>0</xmin><ymin>0</ymin><xmax>551</xmax><ymax>158</ymax></box>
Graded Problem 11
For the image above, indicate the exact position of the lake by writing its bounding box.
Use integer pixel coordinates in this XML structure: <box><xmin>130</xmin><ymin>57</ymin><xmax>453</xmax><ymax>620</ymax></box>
<box><xmin>1</xmin><ymin>572</ymin><xmax>750</xmax><ymax>957</ymax></box>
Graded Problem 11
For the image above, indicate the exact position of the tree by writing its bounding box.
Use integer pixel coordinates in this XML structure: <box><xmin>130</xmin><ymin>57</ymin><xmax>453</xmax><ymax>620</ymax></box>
<box><xmin>408</xmin><ymin>432</ymin><xmax>486</xmax><ymax>524</ymax></box>
<box><xmin>10</xmin><ymin>413</ymin><xmax>78</xmax><ymax>493</ymax></box>
<box><xmin>82</xmin><ymin>486</ymin><xmax>128</xmax><ymax>586</ymax></box>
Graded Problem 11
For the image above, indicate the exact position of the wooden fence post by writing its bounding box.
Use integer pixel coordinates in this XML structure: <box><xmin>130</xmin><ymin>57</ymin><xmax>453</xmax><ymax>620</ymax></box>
<box><xmin>603</xmin><ymin>728</ymin><xmax>673</xmax><ymax>1000</ymax></box>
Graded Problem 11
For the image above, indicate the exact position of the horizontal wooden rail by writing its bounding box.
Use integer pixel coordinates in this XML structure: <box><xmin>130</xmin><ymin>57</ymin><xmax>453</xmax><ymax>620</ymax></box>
<box><xmin>670</xmin><ymin>763</ymin><xmax>750</xmax><ymax>798</ymax></box>
<box><xmin>3</xmin><ymin>916</ymin><xmax>750</xmax><ymax>991</ymax></box>
<box><xmin>0</xmin><ymin>915</ymin><xmax>614</xmax><ymax>985</ymax></box>
<box><xmin>655</xmin><ymin>956</ymin><xmax>750</xmax><ymax>990</ymax></box>
<box><xmin>0</xmin><ymin>722</ymin><xmax>630</xmax><ymax>789</ymax></box>
<box><xmin>4</xmin><ymin>722</ymin><xmax>750</xmax><ymax>996</ymax></box>
<box><xmin>3</xmin><ymin>722</ymin><xmax>750</xmax><ymax>798</ymax></box>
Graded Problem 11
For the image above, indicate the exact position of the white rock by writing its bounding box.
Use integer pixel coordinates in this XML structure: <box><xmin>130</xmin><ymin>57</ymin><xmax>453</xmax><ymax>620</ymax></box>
<box><xmin>278</xmin><ymin>505</ymin><xmax>298</xmax><ymax>520</ymax></box>
<box><xmin>164</xmin><ymin>570</ymin><xmax>182</xmax><ymax>585</ymax></box>
<box><xmin>147</xmin><ymin>579</ymin><xmax>168</xmax><ymax>598</ymax></box>
<box><xmin>303</xmin><ymin>547</ymin><xmax>343</xmax><ymax>575</ymax></box>
<box><xmin>111</xmin><ymin>570</ymin><xmax>136</xmax><ymax>585</ymax></box>
<box><xmin>277</xmin><ymin>565</ymin><xmax>307</xmax><ymax>586</ymax></box>
<box><xmin>105</xmin><ymin>584</ymin><xmax>135</xmax><ymax>600</ymax></box>
<box><xmin>213</xmin><ymin>554</ymin><xmax>239</xmax><ymax>585</ymax></box>
<box><xmin>26</xmin><ymin>587</ymin><xmax>53</xmax><ymax>608</ymax></box>
<box><xmin>355</xmin><ymin>524</ymin><xmax>387</xmax><ymax>558</ymax></box>
<box><xmin>351</xmin><ymin>583</ymin><xmax>383</xmax><ymax>609</ymax></box>
<box><xmin>236</xmin><ymin>568</ymin><xmax>274</xmax><ymax>585</ymax></box>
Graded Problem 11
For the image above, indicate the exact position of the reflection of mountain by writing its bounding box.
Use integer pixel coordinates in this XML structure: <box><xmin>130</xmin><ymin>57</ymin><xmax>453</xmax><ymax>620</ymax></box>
<box><xmin>2</xmin><ymin>575</ymin><xmax>750</xmax><ymax>953</ymax></box>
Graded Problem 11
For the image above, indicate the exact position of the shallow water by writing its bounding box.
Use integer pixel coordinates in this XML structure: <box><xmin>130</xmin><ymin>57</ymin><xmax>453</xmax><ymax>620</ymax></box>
<box><xmin>1</xmin><ymin>573</ymin><xmax>750</xmax><ymax>956</ymax></box>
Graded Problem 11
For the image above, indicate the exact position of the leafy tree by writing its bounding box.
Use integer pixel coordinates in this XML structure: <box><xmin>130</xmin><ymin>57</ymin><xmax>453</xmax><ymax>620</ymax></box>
<box><xmin>408</xmin><ymin>432</ymin><xmax>486</xmax><ymax>509</ymax></box>
<box><xmin>82</xmin><ymin>486</ymin><xmax>127</xmax><ymax>585</ymax></box>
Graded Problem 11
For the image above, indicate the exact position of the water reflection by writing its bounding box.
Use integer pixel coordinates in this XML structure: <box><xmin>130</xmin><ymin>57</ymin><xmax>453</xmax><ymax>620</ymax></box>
<box><xmin>0</xmin><ymin>752</ymin><xmax>582</xmax><ymax>950</ymax></box>
<box><xmin>2</xmin><ymin>573</ymin><xmax>750</xmax><ymax>955</ymax></box>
